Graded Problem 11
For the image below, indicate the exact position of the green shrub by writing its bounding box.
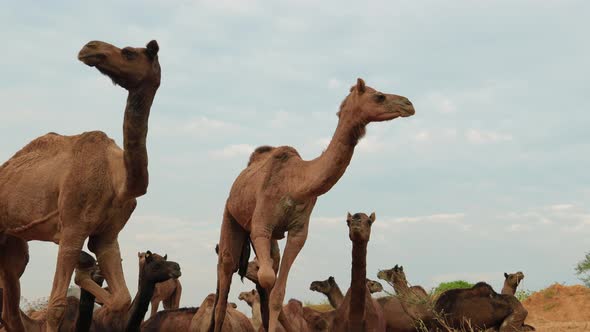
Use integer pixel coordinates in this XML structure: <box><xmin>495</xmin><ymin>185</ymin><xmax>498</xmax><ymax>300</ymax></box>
<box><xmin>575</xmin><ymin>251</ymin><xmax>590</xmax><ymax>287</ymax></box>
<box><xmin>515</xmin><ymin>289</ymin><xmax>532</xmax><ymax>301</ymax></box>
<box><xmin>432</xmin><ymin>280</ymin><xmax>474</xmax><ymax>296</ymax></box>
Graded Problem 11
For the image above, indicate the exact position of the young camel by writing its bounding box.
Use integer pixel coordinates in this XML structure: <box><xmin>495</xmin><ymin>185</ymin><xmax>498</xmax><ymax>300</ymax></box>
<box><xmin>190</xmin><ymin>294</ymin><xmax>254</xmax><ymax>332</ymax></box>
<box><xmin>501</xmin><ymin>272</ymin><xmax>525</xmax><ymax>296</ymax></box>
<box><xmin>0</xmin><ymin>39</ymin><xmax>161</xmax><ymax>332</ymax></box>
<box><xmin>142</xmin><ymin>307</ymin><xmax>199</xmax><ymax>332</ymax></box>
<box><xmin>377</xmin><ymin>265</ymin><xmax>428</xmax><ymax>300</ymax></box>
<box><xmin>239</xmin><ymin>289</ymin><xmax>263</xmax><ymax>331</ymax></box>
<box><xmin>83</xmin><ymin>251</ymin><xmax>181</xmax><ymax>332</ymax></box>
<box><xmin>309</xmin><ymin>277</ymin><xmax>383</xmax><ymax>309</ymax></box>
<box><xmin>213</xmin><ymin>78</ymin><xmax>415</xmax><ymax>332</ymax></box>
<box><xmin>331</xmin><ymin>213</ymin><xmax>386</xmax><ymax>332</ymax></box>
<box><xmin>138</xmin><ymin>252</ymin><xmax>182</xmax><ymax>317</ymax></box>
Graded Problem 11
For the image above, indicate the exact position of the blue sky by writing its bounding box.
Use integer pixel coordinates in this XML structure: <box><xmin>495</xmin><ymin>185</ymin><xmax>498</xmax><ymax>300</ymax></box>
<box><xmin>1</xmin><ymin>0</ymin><xmax>589</xmax><ymax>313</ymax></box>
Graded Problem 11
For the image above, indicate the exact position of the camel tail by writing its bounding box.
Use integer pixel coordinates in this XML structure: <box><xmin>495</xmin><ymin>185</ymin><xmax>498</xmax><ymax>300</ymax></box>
<box><xmin>238</xmin><ymin>238</ymin><xmax>251</xmax><ymax>282</ymax></box>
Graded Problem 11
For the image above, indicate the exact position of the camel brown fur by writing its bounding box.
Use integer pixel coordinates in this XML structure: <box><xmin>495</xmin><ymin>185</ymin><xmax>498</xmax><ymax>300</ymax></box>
<box><xmin>138</xmin><ymin>252</ymin><xmax>182</xmax><ymax>317</ymax></box>
<box><xmin>0</xmin><ymin>234</ymin><xmax>31</xmax><ymax>331</ymax></box>
<box><xmin>331</xmin><ymin>212</ymin><xmax>386</xmax><ymax>332</ymax></box>
<box><xmin>141</xmin><ymin>307</ymin><xmax>198</xmax><ymax>332</ymax></box>
<box><xmin>377</xmin><ymin>265</ymin><xmax>428</xmax><ymax>300</ymax></box>
<box><xmin>213</xmin><ymin>78</ymin><xmax>414</xmax><ymax>332</ymax></box>
<box><xmin>309</xmin><ymin>277</ymin><xmax>383</xmax><ymax>309</ymax></box>
<box><xmin>189</xmin><ymin>294</ymin><xmax>254</xmax><ymax>332</ymax></box>
<box><xmin>501</xmin><ymin>272</ymin><xmax>524</xmax><ymax>296</ymax></box>
<box><xmin>432</xmin><ymin>282</ymin><xmax>534</xmax><ymax>331</ymax></box>
<box><xmin>90</xmin><ymin>251</ymin><xmax>181</xmax><ymax>332</ymax></box>
<box><xmin>0</xmin><ymin>39</ymin><xmax>161</xmax><ymax>332</ymax></box>
<box><xmin>239</xmin><ymin>289</ymin><xmax>263</xmax><ymax>331</ymax></box>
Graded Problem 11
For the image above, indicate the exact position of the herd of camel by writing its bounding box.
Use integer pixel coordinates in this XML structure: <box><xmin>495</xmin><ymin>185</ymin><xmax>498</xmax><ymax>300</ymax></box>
<box><xmin>0</xmin><ymin>38</ymin><xmax>536</xmax><ymax>332</ymax></box>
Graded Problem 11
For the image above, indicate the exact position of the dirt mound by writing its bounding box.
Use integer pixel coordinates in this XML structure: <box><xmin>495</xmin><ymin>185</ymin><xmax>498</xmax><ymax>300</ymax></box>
<box><xmin>524</xmin><ymin>283</ymin><xmax>590</xmax><ymax>323</ymax></box>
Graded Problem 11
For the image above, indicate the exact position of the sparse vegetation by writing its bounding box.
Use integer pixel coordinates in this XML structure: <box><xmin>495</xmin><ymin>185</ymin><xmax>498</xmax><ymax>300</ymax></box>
<box><xmin>432</xmin><ymin>280</ymin><xmax>474</xmax><ymax>296</ymax></box>
<box><xmin>515</xmin><ymin>289</ymin><xmax>532</xmax><ymax>302</ymax></box>
<box><xmin>575</xmin><ymin>251</ymin><xmax>590</xmax><ymax>287</ymax></box>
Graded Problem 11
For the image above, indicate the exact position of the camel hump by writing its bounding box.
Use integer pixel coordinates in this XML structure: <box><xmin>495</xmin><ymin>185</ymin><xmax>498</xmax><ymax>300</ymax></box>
<box><xmin>7</xmin><ymin>132</ymin><xmax>66</xmax><ymax>160</ymax></box>
<box><xmin>247</xmin><ymin>145</ymin><xmax>275</xmax><ymax>166</ymax></box>
<box><xmin>471</xmin><ymin>282</ymin><xmax>496</xmax><ymax>296</ymax></box>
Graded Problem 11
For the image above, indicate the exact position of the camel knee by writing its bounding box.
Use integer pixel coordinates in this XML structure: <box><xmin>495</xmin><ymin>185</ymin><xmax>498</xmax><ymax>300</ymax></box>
<box><xmin>46</xmin><ymin>303</ymin><xmax>66</xmax><ymax>328</ymax></box>
<box><xmin>218</xmin><ymin>251</ymin><xmax>236</xmax><ymax>274</ymax></box>
<box><xmin>258</xmin><ymin>264</ymin><xmax>276</xmax><ymax>290</ymax></box>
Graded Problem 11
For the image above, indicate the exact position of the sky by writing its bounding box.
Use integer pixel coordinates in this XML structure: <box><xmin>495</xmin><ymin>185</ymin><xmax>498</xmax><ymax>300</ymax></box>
<box><xmin>1</xmin><ymin>0</ymin><xmax>589</xmax><ymax>315</ymax></box>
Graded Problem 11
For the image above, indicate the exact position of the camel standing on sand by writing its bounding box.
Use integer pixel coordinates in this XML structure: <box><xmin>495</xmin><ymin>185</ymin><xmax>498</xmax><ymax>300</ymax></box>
<box><xmin>213</xmin><ymin>78</ymin><xmax>415</xmax><ymax>332</ymax></box>
<box><xmin>331</xmin><ymin>213</ymin><xmax>386</xmax><ymax>332</ymax></box>
<box><xmin>501</xmin><ymin>272</ymin><xmax>525</xmax><ymax>296</ymax></box>
<box><xmin>86</xmin><ymin>251</ymin><xmax>181</xmax><ymax>331</ymax></box>
<box><xmin>0</xmin><ymin>39</ymin><xmax>161</xmax><ymax>331</ymax></box>
<box><xmin>309</xmin><ymin>277</ymin><xmax>383</xmax><ymax>309</ymax></box>
<box><xmin>138</xmin><ymin>252</ymin><xmax>182</xmax><ymax>317</ymax></box>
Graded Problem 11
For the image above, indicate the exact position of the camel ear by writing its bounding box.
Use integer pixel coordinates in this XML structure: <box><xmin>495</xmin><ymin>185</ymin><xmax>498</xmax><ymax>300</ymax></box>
<box><xmin>251</xmin><ymin>289</ymin><xmax>256</xmax><ymax>294</ymax></box>
<box><xmin>356</xmin><ymin>78</ymin><xmax>366</xmax><ymax>94</ymax></box>
<box><xmin>146</xmin><ymin>40</ymin><xmax>159</xmax><ymax>59</ymax></box>
<box><xmin>138</xmin><ymin>252</ymin><xmax>141</xmax><ymax>258</ymax></box>
<box><xmin>369</xmin><ymin>212</ymin><xmax>376</xmax><ymax>224</ymax></box>
<box><xmin>164</xmin><ymin>254</ymin><xmax>168</xmax><ymax>261</ymax></box>
<box><xmin>215</xmin><ymin>244</ymin><xmax>219</xmax><ymax>255</ymax></box>
<box><xmin>329</xmin><ymin>276</ymin><xmax>335</xmax><ymax>285</ymax></box>
<box><xmin>346</xmin><ymin>212</ymin><xmax>352</xmax><ymax>224</ymax></box>
<box><xmin>400</xmin><ymin>265</ymin><xmax>404</xmax><ymax>271</ymax></box>
<box><xmin>504</xmin><ymin>272</ymin><xmax>509</xmax><ymax>279</ymax></box>
<box><xmin>145</xmin><ymin>251</ymin><xmax>152</xmax><ymax>262</ymax></box>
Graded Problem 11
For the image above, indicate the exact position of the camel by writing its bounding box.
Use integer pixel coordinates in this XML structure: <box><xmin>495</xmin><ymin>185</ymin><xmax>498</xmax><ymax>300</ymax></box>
<box><xmin>142</xmin><ymin>307</ymin><xmax>199</xmax><ymax>332</ymax></box>
<box><xmin>239</xmin><ymin>289</ymin><xmax>263</xmax><ymax>331</ymax></box>
<box><xmin>0</xmin><ymin>233</ymin><xmax>32</xmax><ymax>331</ymax></box>
<box><xmin>238</xmin><ymin>289</ymin><xmax>328</xmax><ymax>332</ymax></box>
<box><xmin>86</xmin><ymin>251</ymin><xmax>181</xmax><ymax>331</ymax></box>
<box><xmin>331</xmin><ymin>212</ymin><xmax>386</xmax><ymax>332</ymax></box>
<box><xmin>309</xmin><ymin>277</ymin><xmax>383</xmax><ymax>309</ymax></box>
<box><xmin>377</xmin><ymin>265</ymin><xmax>428</xmax><ymax>300</ymax></box>
<box><xmin>189</xmin><ymin>294</ymin><xmax>254</xmax><ymax>332</ymax></box>
<box><xmin>137</xmin><ymin>252</ymin><xmax>182</xmax><ymax>317</ymax></box>
<box><xmin>213</xmin><ymin>78</ymin><xmax>415</xmax><ymax>332</ymax></box>
<box><xmin>501</xmin><ymin>272</ymin><xmax>524</xmax><ymax>296</ymax></box>
<box><xmin>431</xmin><ymin>282</ymin><xmax>535</xmax><ymax>331</ymax></box>
<box><xmin>0</xmin><ymin>39</ymin><xmax>161</xmax><ymax>331</ymax></box>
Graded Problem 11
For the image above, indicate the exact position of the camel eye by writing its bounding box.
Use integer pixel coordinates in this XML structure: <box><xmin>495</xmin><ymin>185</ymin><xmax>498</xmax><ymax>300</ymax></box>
<box><xmin>122</xmin><ymin>48</ymin><xmax>137</xmax><ymax>60</ymax></box>
<box><xmin>374</xmin><ymin>93</ymin><xmax>386</xmax><ymax>103</ymax></box>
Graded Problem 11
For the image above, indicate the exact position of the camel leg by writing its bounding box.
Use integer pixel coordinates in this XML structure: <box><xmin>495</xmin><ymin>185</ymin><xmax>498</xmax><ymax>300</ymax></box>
<box><xmin>499</xmin><ymin>302</ymin><xmax>529</xmax><ymax>332</ymax></box>
<box><xmin>256</xmin><ymin>240</ymin><xmax>281</xmax><ymax>331</ymax></box>
<box><xmin>151</xmin><ymin>299</ymin><xmax>160</xmax><ymax>317</ymax></box>
<box><xmin>0</xmin><ymin>235</ymin><xmax>28</xmax><ymax>332</ymax></box>
<box><xmin>268</xmin><ymin>226</ymin><xmax>308</xmax><ymax>332</ymax></box>
<box><xmin>211</xmin><ymin>209</ymin><xmax>248</xmax><ymax>332</ymax></box>
<box><xmin>88</xmin><ymin>235</ymin><xmax>131</xmax><ymax>312</ymax></box>
<box><xmin>45</xmin><ymin>230</ymin><xmax>86</xmax><ymax>332</ymax></box>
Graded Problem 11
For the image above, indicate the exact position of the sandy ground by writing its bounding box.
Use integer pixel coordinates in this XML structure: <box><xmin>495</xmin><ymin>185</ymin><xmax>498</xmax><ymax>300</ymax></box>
<box><xmin>524</xmin><ymin>284</ymin><xmax>590</xmax><ymax>332</ymax></box>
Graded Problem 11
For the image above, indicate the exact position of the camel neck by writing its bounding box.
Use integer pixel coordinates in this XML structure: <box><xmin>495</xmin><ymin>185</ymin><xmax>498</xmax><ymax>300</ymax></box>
<box><xmin>77</xmin><ymin>278</ymin><xmax>104</xmax><ymax>331</ymax></box>
<box><xmin>327</xmin><ymin>284</ymin><xmax>344</xmax><ymax>309</ymax></box>
<box><xmin>125</xmin><ymin>277</ymin><xmax>156</xmax><ymax>332</ymax></box>
<box><xmin>501</xmin><ymin>282</ymin><xmax>516</xmax><ymax>296</ymax></box>
<box><xmin>350</xmin><ymin>240</ymin><xmax>368</xmax><ymax>324</ymax></box>
<box><xmin>252</xmin><ymin>300</ymin><xmax>262</xmax><ymax>327</ymax></box>
<box><xmin>122</xmin><ymin>86</ymin><xmax>158</xmax><ymax>199</ymax></box>
<box><xmin>394</xmin><ymin>278</ymin><xmax>411</xmax><ymax>297</ymax></box>
<box><xmin>301</xmin><ymin>113</ymin><xmax>365</xmax><ymax>197</ymax></box>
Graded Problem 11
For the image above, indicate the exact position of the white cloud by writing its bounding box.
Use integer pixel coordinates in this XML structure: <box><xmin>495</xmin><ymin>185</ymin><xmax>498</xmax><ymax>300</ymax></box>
<box><xmin>209</xmin><ymin>144</ymin><xmax>255</xmax><ymax>159</ymax></box>
<box><xmin>505</xmin><ymin>223</ymin><xmax>531</xmax><ymax>232</ymax></box>
<box><xmin>465</xmin><ymin>129</ymin><xmax>513</xmax><ymax>144</ymax></box>
<box><xmin>154</xmin><ymin>116</ymin><xmax>241</xmax><ymax>137</ymax></box>
<box><xmin>422</xmin><ymin>92</ymin><xmax>457</xmax><ymax>114</ymax></box>
<box><xmin>414</xmin><ymin>130</ymin><xmax>431</xmax><ymax>142</ymax></box>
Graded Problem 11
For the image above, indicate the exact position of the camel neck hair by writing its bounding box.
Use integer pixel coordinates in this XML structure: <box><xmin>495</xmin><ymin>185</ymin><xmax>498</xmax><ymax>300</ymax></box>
<box><xmin>350</xmin><ymin>240</ymin><xmax>368</xmax><ymax>324</ymax></box>
<box><xmin>125</xmin><ymin>275</ymin><xmax>156</xmax><ymax>332</ymax></box>
<box><xmin>122</xmin><ymin>85</ymin><xmax>158</xmax><ymax>199</ymax></box>
<box><xmin>328</xmin><ymin>283</ymin><xmax>345</xmax><ymax>309</ymax></box>
<box><xmin>501</xmin><ymin>282</ymin><xmax>516</xmax><ymax>296</ymax></box>
<box><xmin>303</xmin><ymin>112</ymin><xmax>367</xmax><ymax>197</ymax></box>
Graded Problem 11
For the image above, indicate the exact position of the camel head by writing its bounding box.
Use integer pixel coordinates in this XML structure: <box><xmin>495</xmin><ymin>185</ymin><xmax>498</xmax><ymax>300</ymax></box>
<box><xmin>138</xmin><ymin>251</ymin><xmax>181</xmax><ymax>284</ymax></box>
<box><xmin>504</xmin><ymin>271</ymin><xmax>525</xmax><ymax>289</ymax></box>
<box><xmin>245</xmin><ymin>258</ymin><xmax>260</xmax><ymax>284</ymax></box>
<box><xmin>346</xmin><ymin>212</ymin><xmax>375</xmax><ymax>243</ymax></box>
<box><xmin>337</xmin><ymin>78</ymin><xmax>415</xmax><ymax>123</ymax></box>
<box><xmin>77</xmin><ymin>251</ymin><xmax>104</xmax><ymax>284</ymax></box>
<box><xmin>78</xmin><ymin>40</ymin><xmax>161</xmax><ymax>90</ymax></box>
<box><xmin>309</xmin><ymin>276</ymin><xmax>337</xmax><ymax>294</ymax></box>
<box><xmin>377</xmin><ymin>264</ymin><xmax>407</xmax><ymax>285</ymax></box>
<box><xmin>366</xmin><ymin>279</ymin><xmax>383</xmax><ymax>294</ymax></box>
<box><xmin>238</xmin><ymin>289</ymin><xmax>259</xmax><ymax>306</ymax></box>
